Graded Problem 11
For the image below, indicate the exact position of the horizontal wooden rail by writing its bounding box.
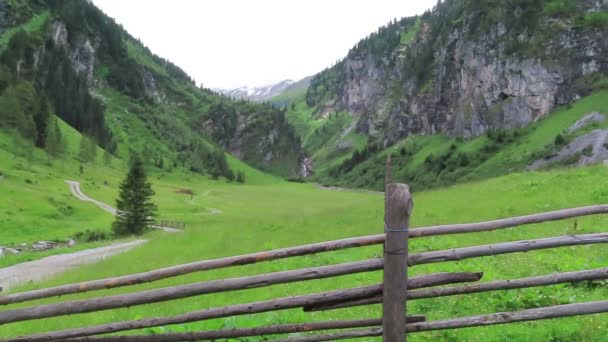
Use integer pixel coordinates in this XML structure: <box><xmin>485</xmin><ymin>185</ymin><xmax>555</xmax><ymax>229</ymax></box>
<box><xmin>4</xmin><ymin>232</ymin><xmax>605</xmax><ymax>326</ymax></box>
<box><xmin>0</xmin><ymin>259</ymin><xmax>384</xmax><ymax>325</ymax></box>
<box><xmin>59</xmin><ymin>316</ymin><xmax>426</xmax><ymax>342</ymax></box>
<box><xmin>3</xmin><ymin>205</ymin><xmax>605</xmax><ymax>306</ymax></box>
<box><xmin>305</xmin><ymin>267</ymin><xmax>608</xmax><ymax>311</ymax></box>
<box><xmin>283</xmin><ymin>300</ymin><xmax>608</xmax><ymax>341</ymax></box>
<box><xmin>409</xmin><ymin>233</ymin><xmax>608</xmax><ymax>265</ymax></box>
<box><xmin>409</xmin><ymin>204</ymin><xmax>608</xmax><ymax>238</ymax></box>
<box><xmin>5</xmin><ymin>272</ymin><xmax>480</xmax><ymax>342</ymax></box>
<box><xmin>0</xmin><ymin>234</ymin><xmax>385</xmax><ymax>306</ymax></box>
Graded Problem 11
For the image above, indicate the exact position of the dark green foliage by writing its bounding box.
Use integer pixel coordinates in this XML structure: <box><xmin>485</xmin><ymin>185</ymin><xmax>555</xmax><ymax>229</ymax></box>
<box><xmin>554</xmin><ymin>133</ymin><xmax>566</xmax><ymax>147</ymax></box>
<box><xmin>329</xmin><ymin>142</ymin><xmax>382</xmax><ymax>177</ymax></box>
<box><xmin>544</xmin><ymin>0</ymin><xmax>578</xmax><ymax>17</ymax></box>
<box><xmin>236</xmin><ymin>170</ymin><xmax>245</xmax><ymax>183</ymax></box>
<box><xmin>45</xmin><ymin>116</ymin><xmax>66</xmax><ymax>157</ymax></box>
<box><xmin>74</xmin><ymin>229</ymin><xmax>110</xmax><ymax>242</ymax></box>
<box><xmin>575</xmin><ymin>12</ymin><xmax>608</xmax><ymax>31</ymax></box>
<box><xmin>0</xmin><ymin>81</ymin><xmax>49</xmax><ymax>146</ymax></box>
<box><xmin>42</xmin><ymin>44</ymin><xmax>115</xmax><ymax>151</ymax></box>
<box><xmin>582</xmin><ymin>145</ymin><xmax>594</xmax><ymax>157</ymax></box>
<box><xmin>78</xmin><ymin>135</ymin><xmax>97</xmax><ymax>163</ymax></box>
<box><xmin>112</xmin><ymin>155</ymin><xmax>157</xmax><ymax>236</ymax></box>
<box><xmin>186</xmin><ymin>142</ymin><xmax>235</xmax><ymax>180</ymax></box>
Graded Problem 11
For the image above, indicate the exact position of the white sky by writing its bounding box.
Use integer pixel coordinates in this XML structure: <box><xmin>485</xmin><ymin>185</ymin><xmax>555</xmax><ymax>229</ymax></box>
<box><xmin>92</xmin><ymin>0</ymin><xmax>435</xmax><ymax>89</ymax></box>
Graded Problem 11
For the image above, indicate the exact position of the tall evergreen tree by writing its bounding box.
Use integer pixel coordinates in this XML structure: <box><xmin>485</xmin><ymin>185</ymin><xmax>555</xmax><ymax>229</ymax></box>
<box><xmin>45</xmin><ymin>116</ymin><xmax>65</xmax><ymax>157</ymax></box>
<box><xmin>112</xmin><ymin>156</ymin><xmax>157</xmax><ymax>236</ymax></box>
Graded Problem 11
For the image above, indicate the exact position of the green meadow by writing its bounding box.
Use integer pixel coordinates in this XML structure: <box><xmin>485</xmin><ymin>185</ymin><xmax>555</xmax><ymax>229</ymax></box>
<box><xmin>1</xmin><ymin>133</ymin><xmax>607</xmax><ymax>340</ymax></box>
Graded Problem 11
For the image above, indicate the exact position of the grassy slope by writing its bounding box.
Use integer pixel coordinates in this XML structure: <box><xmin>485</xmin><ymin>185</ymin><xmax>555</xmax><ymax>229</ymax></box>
<box><xmin>275</xmin><ymin>92</ymin><xmax>368</xmax><ymax>175</ymax></box>
<box><xmin>1</xmin><ymin>161</ymin><xmax>607</xmax><ymax>340</ymax></box>
<box><xmin>315</xmin><ymin>89</ymin><xmax>608</xmax><ymax>190</ymax></box>
<box><xmin>0</xmin><ymin>112</ymin><xmax>275</xmax><ymax>266</ymax></box>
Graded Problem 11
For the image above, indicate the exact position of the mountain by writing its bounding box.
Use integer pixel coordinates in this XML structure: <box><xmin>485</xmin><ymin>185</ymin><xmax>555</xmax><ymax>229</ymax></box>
<box><xmin>217</xmin><ymin>77</ymin><xmax>312</xmax><ymax>102</ymax></box>
<box><xmin>0</xmin><ymin>0</ymin><xmax>303</xmax><ymax>178</ymax></box>
<box><xmin>277</xmin><ymin>0</ymin><xmax>608</xmax><ymax>188</ymax></box>
<box><xmin>307</xmin><ymin>0</ymin><xmax>608</xmax><ymax>145</ymax></box>
<box><xmin>216</xmin><ymin>80</ymin><xmax>295</xmax><ymax>102</ymax></box>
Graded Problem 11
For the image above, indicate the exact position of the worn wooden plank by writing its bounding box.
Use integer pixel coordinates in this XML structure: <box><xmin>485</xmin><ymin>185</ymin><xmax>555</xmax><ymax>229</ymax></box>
<box><xmin>408</xmin><ymin>267</ymin><xmax>608</xmax><ymax>300</ymax></box>
<box><xmin>3</xmin><ymin>205</ymin><xmax>606</xmax><ymax>306</ymax></box>
<box><xmin>4</xmin><ymin>233</ymin><xmax>605</xmax><ymax>326</ymax></box>
<box><xmin>406</xmin><ymin>300</ymin><xmax>608</xmax><ymax>332</ymax></box>
<box><xmin>0</xmin><ymin>259</ymin><xmax>384</xmax><ymax>325</ymax></box>
<box><xmin>383</xmin><ymin>183</ymin><xmax>411</xmax><ymax>342</ymax></box>
<box><xmin>284</xmin><ymin>300</ymin><xmax>608</xmax><ymax>341</ymax></box>
<box><xmin>409</xmin><ymin>233</ymin><xmax>608</xmax><ymax>265</ymax></box>
<box><xmin>5</xmin><ymin>272</ymin><xmax>477</xmax><ymax>342</ymax></box>
<box><xmin>61</xmin><ymin>317</ymin><xmax>426</xmax><ymax>342</ymax></box>
<box><xmin>410</xmin><ymin>204</ymin><xmax>608</xmax><ymax>238</ymax></box>
<box><xmin>306</xmin><ymin>268</ymin><xmax>608</xmax><ymax>311</ymax></box>
<box><xmin>0</xmin><ymin>234</ymin><xmax>385</xmax><ymax>306</ymax></box>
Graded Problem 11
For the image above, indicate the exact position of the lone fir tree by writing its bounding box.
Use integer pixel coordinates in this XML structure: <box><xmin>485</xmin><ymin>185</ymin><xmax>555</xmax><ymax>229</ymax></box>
<box><xmin>112</xmin><ymin>155</ymin><xmax>156</xmax><ymax>236</ymax></box>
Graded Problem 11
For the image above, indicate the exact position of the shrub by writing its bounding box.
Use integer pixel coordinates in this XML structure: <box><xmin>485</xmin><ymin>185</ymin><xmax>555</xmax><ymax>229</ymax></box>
<box><xmin>554</xmin><ymin>133</ymin><xmax>566</xmax><ymax>147</ymax></box>
<box><xmin>74</xmin><ymin>229</ymin><xmax>111</xmax><ymax>242</ymax></box>
<box><xmin>544</xmin><ymin>0</ymin><xmax>577</xmax><ymax>17</ymax></box>
<box><xmin>576</xmin><ymin>12</ymin><xmax>608</xmax><ymax>31</ymax></box>
<box><xmin>582</xmin><ymin>145</ymin><xmax>594</xmax><ymax>157</ymax></box>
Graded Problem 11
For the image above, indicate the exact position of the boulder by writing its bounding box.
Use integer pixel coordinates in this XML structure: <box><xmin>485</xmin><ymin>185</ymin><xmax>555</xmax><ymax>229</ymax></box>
<box><xmin>32</xmin><ymin>241</ymin><xmax>55</xmax><ymax>251</ymax></box>
<box><xmin>3</xmin><ymin>247</ymin><xmax>20</xmax><ymax>255</ymax></box>
<box><xmin>567</xmin><ymin>112</ymin><xmax>605</xmax><ymax>133</ymax></box>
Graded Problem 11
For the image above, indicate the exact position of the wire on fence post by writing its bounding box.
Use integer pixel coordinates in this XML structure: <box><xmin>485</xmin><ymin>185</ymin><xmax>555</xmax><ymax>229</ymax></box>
<box><xmin>383</xmin><ymin>169</ymin><xmax>412</xmax><ymax>340</ymax></box>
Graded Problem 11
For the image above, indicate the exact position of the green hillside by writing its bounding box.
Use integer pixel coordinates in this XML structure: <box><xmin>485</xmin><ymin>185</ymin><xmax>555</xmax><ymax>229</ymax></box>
<box><xmin>0</xmin><ymin>0</ymin><xmax>303</xmax><ymax>180</ymax></box>
<box><xmin>274</xmin><ymin>86</ymin><xmax>608</xmax><ymax>190</ymax></box>
<box><xmin>2</xmin><ymin>160</ymin><xmax>607</xmax><ymax>341</ymax></box>
<box><xmin>0</xmin><ymin>1</ymin><xmax>607</xmax><ymax>340</ymax></box>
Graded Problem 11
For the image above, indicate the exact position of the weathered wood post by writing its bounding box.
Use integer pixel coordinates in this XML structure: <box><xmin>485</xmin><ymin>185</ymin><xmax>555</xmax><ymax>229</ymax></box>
<box><xmin>383</xmin><ymin>155</ymin><xmax>412</xmax><ymax>341</ymax></box>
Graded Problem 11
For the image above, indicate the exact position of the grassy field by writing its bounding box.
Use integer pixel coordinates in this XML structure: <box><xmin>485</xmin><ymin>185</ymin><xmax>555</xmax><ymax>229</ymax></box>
<box><xmin>1</xmin><ymin>150</ymin><xmax>607</xmax><ymax>341</ymax></box>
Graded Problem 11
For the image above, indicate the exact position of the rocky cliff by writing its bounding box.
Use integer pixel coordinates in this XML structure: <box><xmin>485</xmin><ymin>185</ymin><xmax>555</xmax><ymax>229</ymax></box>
<box><xmin>307</xmin><ymin>0</ymin><xmax>608</xmax><ymax>145</ymax></box>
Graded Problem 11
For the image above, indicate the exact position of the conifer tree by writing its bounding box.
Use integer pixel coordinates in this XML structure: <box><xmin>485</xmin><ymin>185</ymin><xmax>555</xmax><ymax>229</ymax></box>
<box><xmin>112</xmin><ymin>155</ymin><xmax>156</xmax><ymax>236</ymax></box>
<box><xmin>45</xmin><ymin>116</ymin><xmax>65</xmax><ymax>157</ymax></box>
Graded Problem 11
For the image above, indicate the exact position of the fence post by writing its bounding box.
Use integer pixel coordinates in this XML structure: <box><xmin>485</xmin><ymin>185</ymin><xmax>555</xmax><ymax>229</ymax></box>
<box><xmin>383</xmin><ymin>181</ymin><xmax>412</xmax><ymax>341</ymax></box>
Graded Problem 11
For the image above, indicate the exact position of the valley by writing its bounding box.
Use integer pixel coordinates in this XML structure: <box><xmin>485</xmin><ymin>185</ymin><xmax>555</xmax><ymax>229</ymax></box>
<box><xmin>0</xmin><ymin>0</ymin><xmax>607</xmax><ymax>341</ymax></box>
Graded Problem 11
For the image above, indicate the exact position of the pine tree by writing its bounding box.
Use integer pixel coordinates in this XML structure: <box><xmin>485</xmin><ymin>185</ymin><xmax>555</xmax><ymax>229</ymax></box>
<box><xmin>112</xmin><ymin>156</ymin><xmax>157</xmax><ymax>236</ymax></box>
<box><xmin>45</xmin><ymin>116</ymin><xmax>65</xmax><ymax>157</ymax></box>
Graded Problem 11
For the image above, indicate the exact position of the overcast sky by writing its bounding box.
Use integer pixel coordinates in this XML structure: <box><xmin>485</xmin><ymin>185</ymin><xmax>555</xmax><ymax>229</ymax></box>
<box><xmin>92</xmin><ymin>0</ymin><xmax>435</xmax><ymax>89</ymax></box>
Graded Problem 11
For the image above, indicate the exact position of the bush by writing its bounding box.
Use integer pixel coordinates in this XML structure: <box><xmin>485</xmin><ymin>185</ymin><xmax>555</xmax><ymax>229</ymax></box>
<box><xmin>74</xmin><ymin>229</ymin><xmax>111</xmax><ymax>242</ymax></box>
<box><xmin>582</xmin><ymin>145</ymin><xmax>594</xmax><ymax>157</ymax></box>
<box><xmin>554</xmin><ymin>133</ymin><xmax>566</xmax><ymax>147</ymax></box>
<box><xmin>544</xmin><ymin>0</ymin><xmax>577</xmax><ymax>17</ymax></box>
<box><xmin>576</xmin><ymin>12</ymin><xmax>608</xmax><ymax>31</ymax></box>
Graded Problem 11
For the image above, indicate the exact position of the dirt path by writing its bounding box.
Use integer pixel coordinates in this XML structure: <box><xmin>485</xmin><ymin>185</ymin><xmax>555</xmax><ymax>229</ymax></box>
<box><xmin>65</xmin><ymin>180</ymin><xmax>181</xmax><ymax>233</ymax></box>
<box><xmin>0</xmin><ymin>240</ymin><xmax>147</xmax><ymax>292</ymax></box>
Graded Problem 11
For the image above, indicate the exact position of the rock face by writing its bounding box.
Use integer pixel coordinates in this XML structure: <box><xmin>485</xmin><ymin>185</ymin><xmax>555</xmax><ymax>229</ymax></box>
<box><xmin>307</xmin><ymin>2</ymin><xmax>608</xmax><ymax>145</ymax></box>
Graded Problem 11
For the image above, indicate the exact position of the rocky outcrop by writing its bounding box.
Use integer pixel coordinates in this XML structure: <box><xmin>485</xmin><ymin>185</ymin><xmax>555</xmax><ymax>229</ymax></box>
<box><xmin>567</xmin><ymin>112</ymin><xmax>605</xmax><ymax>133</ymax></box>
<box><xmin>142</xmin><ymin>68</ymin><xmax>162</xmax><ymax>102</ymax></box>
<box><xmin>529</xmin><ymin>129</ymin><xmax>608</xmax><ymax>169</ymax></box>
<box><xmin>70</xmin><ymin>39</ymin><xmax>96</xmax><ymax>84</ymax></box>
<box><xmin>309</xmin><ymin>2</ymin><xmax>608</xmax><ymax>145</ymax></box>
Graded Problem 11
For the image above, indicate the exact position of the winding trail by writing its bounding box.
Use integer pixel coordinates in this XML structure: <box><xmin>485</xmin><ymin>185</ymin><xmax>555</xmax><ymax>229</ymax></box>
<box><xmin>0</xmin><ymin>240</ymin><xmax>147</xmax><ymax>292</ymax></box>
<box><xmin>65</xmin><ymin>180</ymin><xmax>181</xmax><ymax>233</ymax></box>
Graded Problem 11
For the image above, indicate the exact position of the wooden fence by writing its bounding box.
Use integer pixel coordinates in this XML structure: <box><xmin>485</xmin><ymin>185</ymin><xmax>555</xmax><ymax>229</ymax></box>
<box><xmin>157</xmin><ymin>220</ymin><xmax>186</xmax><ymax>230</ymax></box>
<box><xmin>1</xmin><ymin>160</ymin><xmax>607</xmax><ymax>341</ymax></box>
